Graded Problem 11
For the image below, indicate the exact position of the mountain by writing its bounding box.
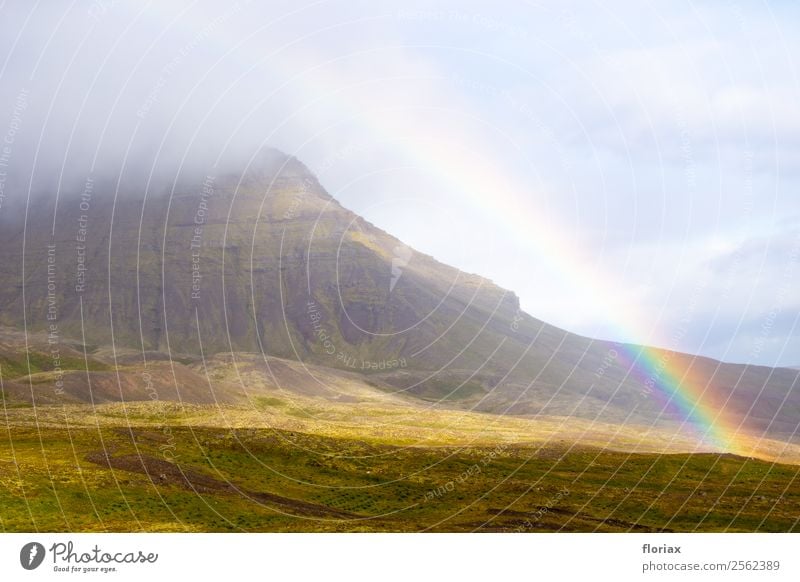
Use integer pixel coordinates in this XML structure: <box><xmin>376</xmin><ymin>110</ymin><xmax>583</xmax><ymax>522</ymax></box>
<box><xmin>0</xmin><ymin>149</ymin><xmax>798</xmax><ymax>445</ymax></box>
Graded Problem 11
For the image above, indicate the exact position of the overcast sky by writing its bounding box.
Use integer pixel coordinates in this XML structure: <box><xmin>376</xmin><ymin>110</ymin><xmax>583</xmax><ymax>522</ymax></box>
<box><xmin>1</xmin><ymin>1</ymin><xmax>798</xmax><ymax>367</ymax></box>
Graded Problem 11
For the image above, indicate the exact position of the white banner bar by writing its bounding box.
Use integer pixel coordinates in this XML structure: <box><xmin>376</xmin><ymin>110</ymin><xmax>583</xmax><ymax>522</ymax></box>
<box><xmin>0</xmin><ymin>533</ymin><xmax>797</xmax><ymax>582</ymax></box>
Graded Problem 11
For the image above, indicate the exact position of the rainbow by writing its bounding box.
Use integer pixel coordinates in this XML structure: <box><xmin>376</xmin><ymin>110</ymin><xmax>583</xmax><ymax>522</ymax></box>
<box><xmin>146</xmin><ymin>18</ymin><xmax>745</xmax><ymax>454</ymax></box>
<box><xmin>301</xmin><ymin>71</ymin><xmax>745</xmax><ymax>455</ymax></box>
<box><xmin>369</xmin><ymin>131</ymin><xmax>739</xmax><ymax>454</ymax></box>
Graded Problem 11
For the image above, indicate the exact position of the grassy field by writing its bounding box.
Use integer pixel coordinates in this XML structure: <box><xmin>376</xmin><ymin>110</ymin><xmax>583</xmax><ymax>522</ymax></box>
<box><xmin>1</xmin><ymin>403</ymin><xmax>799</xmax><ymax>532</ymax></box>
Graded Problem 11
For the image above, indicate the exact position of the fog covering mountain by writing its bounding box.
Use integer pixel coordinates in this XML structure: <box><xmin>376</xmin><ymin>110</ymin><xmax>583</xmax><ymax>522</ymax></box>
<box><xmin>0</xmin><ymin>149</ymin><xmax>797</xmax><ymax>441</ymax></box>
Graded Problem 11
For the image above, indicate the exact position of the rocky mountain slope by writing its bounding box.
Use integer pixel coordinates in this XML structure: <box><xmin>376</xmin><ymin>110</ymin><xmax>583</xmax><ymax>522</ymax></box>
<box><xmin>0</xmin><ymin>149</ymin><xmax>797</xmax><ymax>443</ymax></box>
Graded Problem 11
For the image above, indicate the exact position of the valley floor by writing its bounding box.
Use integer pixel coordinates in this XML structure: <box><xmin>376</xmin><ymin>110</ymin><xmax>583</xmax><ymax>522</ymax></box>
<box><xmin>1</xmin><ymin>403</ymin><xmax>798</xmax><ymax>533</ymax></box>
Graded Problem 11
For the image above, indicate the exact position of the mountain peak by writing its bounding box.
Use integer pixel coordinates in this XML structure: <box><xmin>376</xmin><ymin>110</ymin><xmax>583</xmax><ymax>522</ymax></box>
<box><xmin>242</xmin><ymin>147</ymin><xmax>314</xmax><ymax>181</ymax></box>
<box><xmin>214</xmin><ymin>147</ymin><xmax>334</xmax><ymax>211</ymax></box>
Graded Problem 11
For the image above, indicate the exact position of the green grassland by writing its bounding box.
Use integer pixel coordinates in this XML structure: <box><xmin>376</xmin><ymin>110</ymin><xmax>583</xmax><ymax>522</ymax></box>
<box><xmin>0</xmin><ymin>351</ymin><xmax>110</xmax><ymax>380</ymax></box>
<box><xmin>1</xmin><ymin>409</ymin><xmax>798</xmax><ymax>532</ymax></box>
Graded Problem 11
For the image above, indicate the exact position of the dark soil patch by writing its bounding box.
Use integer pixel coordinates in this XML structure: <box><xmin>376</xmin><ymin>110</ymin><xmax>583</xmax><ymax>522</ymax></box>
<box><xmin>86</xmin><ymin>450</ymin><xmax>356</xmax><ymax>519</ymax></box>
